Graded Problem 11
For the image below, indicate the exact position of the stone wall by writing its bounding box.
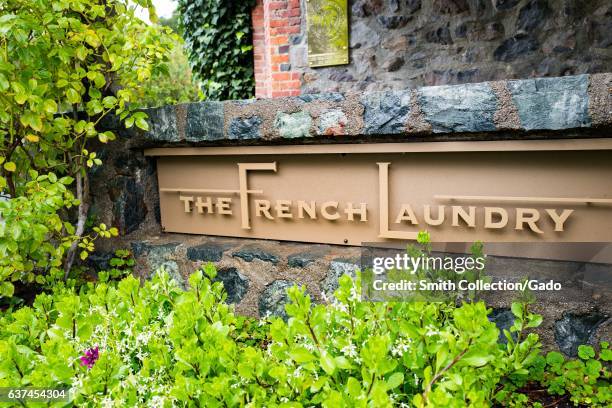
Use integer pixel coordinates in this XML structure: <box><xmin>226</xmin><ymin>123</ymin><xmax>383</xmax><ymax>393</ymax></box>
<box><xmin>256</xmin><ymin>0</ymin><xmax>612</xmax><ymax>95</ymax></box>
<box><xmin>90</xmin><ymin>74</ymin><xmax>612</xmax><ymax>355</ymax></box>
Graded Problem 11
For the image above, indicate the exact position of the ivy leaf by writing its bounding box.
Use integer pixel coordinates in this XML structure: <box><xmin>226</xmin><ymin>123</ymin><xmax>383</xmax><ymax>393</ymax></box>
<box><xmin>25</xmin><ymin>134</ymin><xmax>40</xmax><ymax>143</ymax></box>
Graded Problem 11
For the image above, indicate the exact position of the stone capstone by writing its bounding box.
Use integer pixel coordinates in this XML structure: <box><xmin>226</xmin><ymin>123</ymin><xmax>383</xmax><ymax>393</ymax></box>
<box><xmin>554</xmin><ymin>310</ymin><xmax>608</xmax><ymax>357</ymax></box>
<box><xmin>274</xmin><ymin>111</ymin><xmax>312</xmax><ymax>138</ymax></box>
<box><xmin>185</xmin><ymin>101</ymin><xmax>224</xmax><ymax>142</ymax></box>
<box><xmin>318</xmin><ymin>109</ymin><xmax>347</xmax><ymax>135</ymax></box>
<box><xmin>507</xmin><ymin>74</ymin><xmax>590</xmax><ymax>130</ymax></box>
<box><xmin>147</xmin><ymin>105</ymin><xmax>180</xmax><ymax>142</ymax></box>
<box><xmin>258</xmin><ymin>280</ymin><xmax>297</xmax><ymax>320</ymax></box>
<box><xmin>417</xmin><ymin>82</ymin><xmax>497</xmax><ymax>132</ymax></box>
<box><xmin>361</xmin><ymin>90</ymin><xmax>411</xmax><ymax>134</ymax></box>
<box><xmin>228</xmin><ymin>115</ymin><xmax>262</xmax><ymax>140</ymax></box>
<box><xmin>232</xmin><ymin>246</ymin><xmax>279</xmax><ymax>264</ymax></box>
<box><xmin>214</xmin><ymin>267</ymin><xmax>249</xmax><ymax>304</ymax></box>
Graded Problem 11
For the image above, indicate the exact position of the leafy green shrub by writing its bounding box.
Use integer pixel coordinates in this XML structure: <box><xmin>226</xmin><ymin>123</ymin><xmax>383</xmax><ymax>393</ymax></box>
<box><xmin>2</xmin><ymin>264</ymin><xmax>606</xmax><ymax>407</ymax></box>
<box><xmin>0</xmin><ymin>0</ymin><xmax>174</xmax><ymax>294</ymax></box>
<box><xmin>178</xmin><ymin>0</ymin><xmax>256</xmax><ymax>100</ymax></box>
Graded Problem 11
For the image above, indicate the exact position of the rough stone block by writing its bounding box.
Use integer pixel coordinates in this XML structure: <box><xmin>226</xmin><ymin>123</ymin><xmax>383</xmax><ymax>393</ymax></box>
<box><xmin>259</xmin><ymin>280</ymin><xmax>298</xmax><ymax>320</ymax></box>
<box><xmin>214</xmin><ymin>267</ymin><xmax>249</xmax><ymax>304</ymax></box>
<box><xmin>318</xmin><ymin>109</ymin><xmax>347</xmax><ymax>135</ymax></box>
<box><xmin>228</xmin><ymin>116</ymin><xmax>262</xmax><ymax>140</ymax></box>
<box><xmin>187</xmin><ymin>243</ymin><xmax>227</xmax><ymax>262</ymax></box>
<box><xmin>274</xmin><ymin>111</ymin><xmax>312</xmax><ymax>138</ymax></box>
<box><xmin>361</xmin><ymin>90</ymin><xmax>411</xmax><ymax>134</ymax></box>
<box><xmin>321</xmin><ymin>259</ymin><xmax>359</xmax><ymax>297</ymax></box>
<box><xmin>232</xmin><ymin>246</ymin><xmax>279</xmax><ymax>264</ymax></box>
<box><xmin>507</xmin><ymin>74</ymin><xmax>591</xmax><ymax>130</ymax></box>
<box><xmin>554</xmin><ymin>310</ymin><xmax>608</xmax><ymax>357</ymax></box>
<box><xmin>146</xmin><ymin>105</ymin><xmax>180</xmax><ymax>142</ymax></box>
<box><xmin>417</xmin><ymin>82</ymin><xmax>497</xmax><ymax>133</ymax></box>
<box><xmin>288</xmin><ymin>251</ymin><xmax>320</xmax><ymax>268</ymax></box>
<box><xmin>185</xmin><ymin>101</ymin><xmax>224</xmax><ymax>142</ymax></box>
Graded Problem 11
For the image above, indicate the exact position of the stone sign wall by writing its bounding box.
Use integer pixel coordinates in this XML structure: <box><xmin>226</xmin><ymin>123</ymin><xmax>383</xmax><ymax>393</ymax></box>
<box><xmin>90</xmin><ymin>74</ymin><xmax>612</xmax><ymax>355</ymax></box>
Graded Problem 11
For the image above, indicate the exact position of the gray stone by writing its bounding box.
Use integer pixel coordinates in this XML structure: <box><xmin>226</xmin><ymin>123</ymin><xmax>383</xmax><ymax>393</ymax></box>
<box><xmin>109</xmin><ymin>177</ymin><xmax>147</xmax><ymax>235</ymax></box>
<box><xmin>517</xmin><ymin>0</ymin><xmax>550</xmax><ymax>32</ymax></box>
<box><xmin>146</xmin><ymin>105</ymin><xmax>179</xmax><ymax>142</ymax></box>
<box><xmin>488</xmin><ymin>308</ymin><xmax>516</xmax><ymax>344</ymax></box>
<box><xmin>321</xmin><ymin>259</ymin><xmax>359</xmax><ymax>297</ymax></box>
<box><xmin>318</xmin><ymin>109</ymin><xmax>347</xmax><ymax>135</ymax></box>
<box><xmin>328</xmin><ymin>69</ymin><xmax>355</xmax><ymax>82</ymax></box>
<box><xmin>417</xmin><ymin>82</ymin><xmax>497</xmax><ymax>133</ymax></box>
<box><xmin>425</xmin><ymin>25</ymin><xmax>453</xmax><ymax>45</ymax></box>
<box><xmin>434</xmin><ymin>0</ymin><xmax>469</xmax><ymax>14</ymax></box>
<box><xmin>214</xmin><ymin>267</ymin><xmax>249</xmax><ymax>304</ymax></box>
<box><xmin>187</xmin><ymin>243</ymin><xmax>226</xmax><ymax>262</ymax></box>
<box><xmin>382</xmin><ymin>56</ymin><xmax>405</xmax><ymax>72</ymax></box>
<box><xmin>232</xmin><ymin>246</ymin><xmax>279</xmax><ymax>264</ymax></box>
<box><xmin>361</xmin><ymin>90</ymin><xmax>411</xmax><ymax>134</ymax></box>
<box><xmin>288</xmin><ymin>251</ymin><xmax>320</xmax><ymax>268</ymax></box>
<box><xmin>507</xmin><ymin>74</ymin><xmax>591</xmax><ymax>130</ymax></box>
<box><xmin>185</xmin><ymin>101</ymin><xmax>224</xmax><ymax>142</ymax></box>
<box><xmin>143</xmin><ymin>242</ymin><xmax>184</xmax><ymax>287</ymax></box>
<box><xmin>274</xmin><ymin>111</ymin><xmax>312</xmax><ymax>139</ymax></box>
<box><xmin>299</xmin><ymin>93</ymin><xmax>344</xmax><ymax>103</ymax></box>
<box><xmin>228</xmin><ymin>116</ymin><xmax>262</xmax><ymax>140</ymax></box>
<box><xmin>87</xmin><ymin>251</ymin><xmax>115</xmax><ymax>271</ymax></box>
<box><xmin>376</xmin><ymin>15</ymin><xmax>410</xmax><ymax>29</ymax></box>
<box><xmin>493</xmin><ymin>34</ymin><xmax>539</xmax><ymax>62</ymax></box>
<box><xmin>494</xmin><ymin>0</ymin><xmax>519</xmax><ymax>10</ymax></box>
<box><xmin>554</xmin><ymin>311</ymin><xmax>608</xmax><ymax>357</ymax></box>
<box><xmin>258</xmin><ymin>280</ymin><xmax>297</xmax><ymax>320</ymax></box>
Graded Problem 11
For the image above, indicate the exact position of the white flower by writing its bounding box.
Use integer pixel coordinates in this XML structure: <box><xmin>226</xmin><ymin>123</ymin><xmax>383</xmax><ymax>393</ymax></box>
<box><xmin>150</xmin><ymin>395</ymin><xmax>165</xmax><ymax>408</ymax></box>
<box><xmin>391</xmin><ymin>338</ymin><xmax>412</xmax><ymax>357</ymax></box>
<box><xmin>341</xmin><ymin>343</ymin><xmax>358</xmax><ymax>358</ymax></box>
<box><xmin>100</xmin><ymin>396</ymin><xmax>113</xmax><ymax>408</ymax></box>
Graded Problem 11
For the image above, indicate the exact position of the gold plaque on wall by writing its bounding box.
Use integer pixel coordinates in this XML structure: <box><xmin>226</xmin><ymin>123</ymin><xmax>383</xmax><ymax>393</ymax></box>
<box><xmin>307</xmin><ymin>0</ymin><xmax>349</xmax><ymax>67</ymax></box>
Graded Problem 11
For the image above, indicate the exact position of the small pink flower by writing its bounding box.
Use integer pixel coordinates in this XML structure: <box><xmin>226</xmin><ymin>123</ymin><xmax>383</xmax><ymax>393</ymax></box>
<box><xmin>79</xmin><ymin>346</ymin><xmax>99</xmax><ymax>369</ymax></box>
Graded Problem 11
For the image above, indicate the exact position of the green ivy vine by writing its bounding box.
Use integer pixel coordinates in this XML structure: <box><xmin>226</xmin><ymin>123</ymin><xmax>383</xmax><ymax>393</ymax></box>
<box><xmin>178</xmin><ymin>0</ymin><xmax>256</xmax><ymax>100</ymax></box>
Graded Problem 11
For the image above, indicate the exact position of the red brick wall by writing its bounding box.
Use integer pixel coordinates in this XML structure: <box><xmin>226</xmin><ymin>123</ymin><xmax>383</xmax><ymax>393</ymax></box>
<box><xmin>252</xmin><ymin>0</ymin><xmax>302</xmax><ymax>98</ymax></box>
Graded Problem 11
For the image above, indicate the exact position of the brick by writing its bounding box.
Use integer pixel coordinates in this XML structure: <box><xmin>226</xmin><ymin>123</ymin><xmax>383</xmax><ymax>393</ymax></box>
<box><xmin>278</xmin><ymin>45</ymin><xmax>290</xmax><ymax>54</ymax></box>
<box><xmin>272</xmin><ymin>90</ymin><xmax>292</xmax><ymax>97</ymax></box>
<box><xmin>268</xmin><ymin>1</ymin><xmax>287</xmax><ymax>11</ymax></box>
<box><xmin>290</xmin><ymin>72</ymin><xmax>301</xmax><ymax>80</ymax></box>
<box><xmin>272</xmin><ymin>54</ymin><xmax>289</xmax><ymax>63</ymax></box>
<box><xmin>270</xmin><ymin>35</ymin><xmax>288</xmax><ymax>45</ymax></box>
<box><xmin>289</xmin><ymin>89</ymin><xmax>301</xmax><ymax>96</ymax></box>
<box><xmin>271</xmin><ymin>26</ymin><xmax>301</xmax><ymax>35</ymax></box>
<box><xmin>272</xmin><ymin>72</ymin><xmax>291</xmax><ymax>81</ymax></box>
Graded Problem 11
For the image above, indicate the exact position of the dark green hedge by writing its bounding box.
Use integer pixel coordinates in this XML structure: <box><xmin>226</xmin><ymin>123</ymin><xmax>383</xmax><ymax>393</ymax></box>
<box><xmin>177</xmin><ymin>0</ymin><xmax>256</xmax><ymax>100</ymax></box>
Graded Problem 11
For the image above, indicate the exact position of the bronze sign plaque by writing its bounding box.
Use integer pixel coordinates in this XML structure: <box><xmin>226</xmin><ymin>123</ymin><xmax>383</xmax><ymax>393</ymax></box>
<box><xmin>147</xmin><ymin>141</ymin><xmax>612</xmax><ymax>246</ymax></box>
<box><xmin>307</xmin><ymin>0</ymin><xmax>349</xmax><ymax>67</ymax></box>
